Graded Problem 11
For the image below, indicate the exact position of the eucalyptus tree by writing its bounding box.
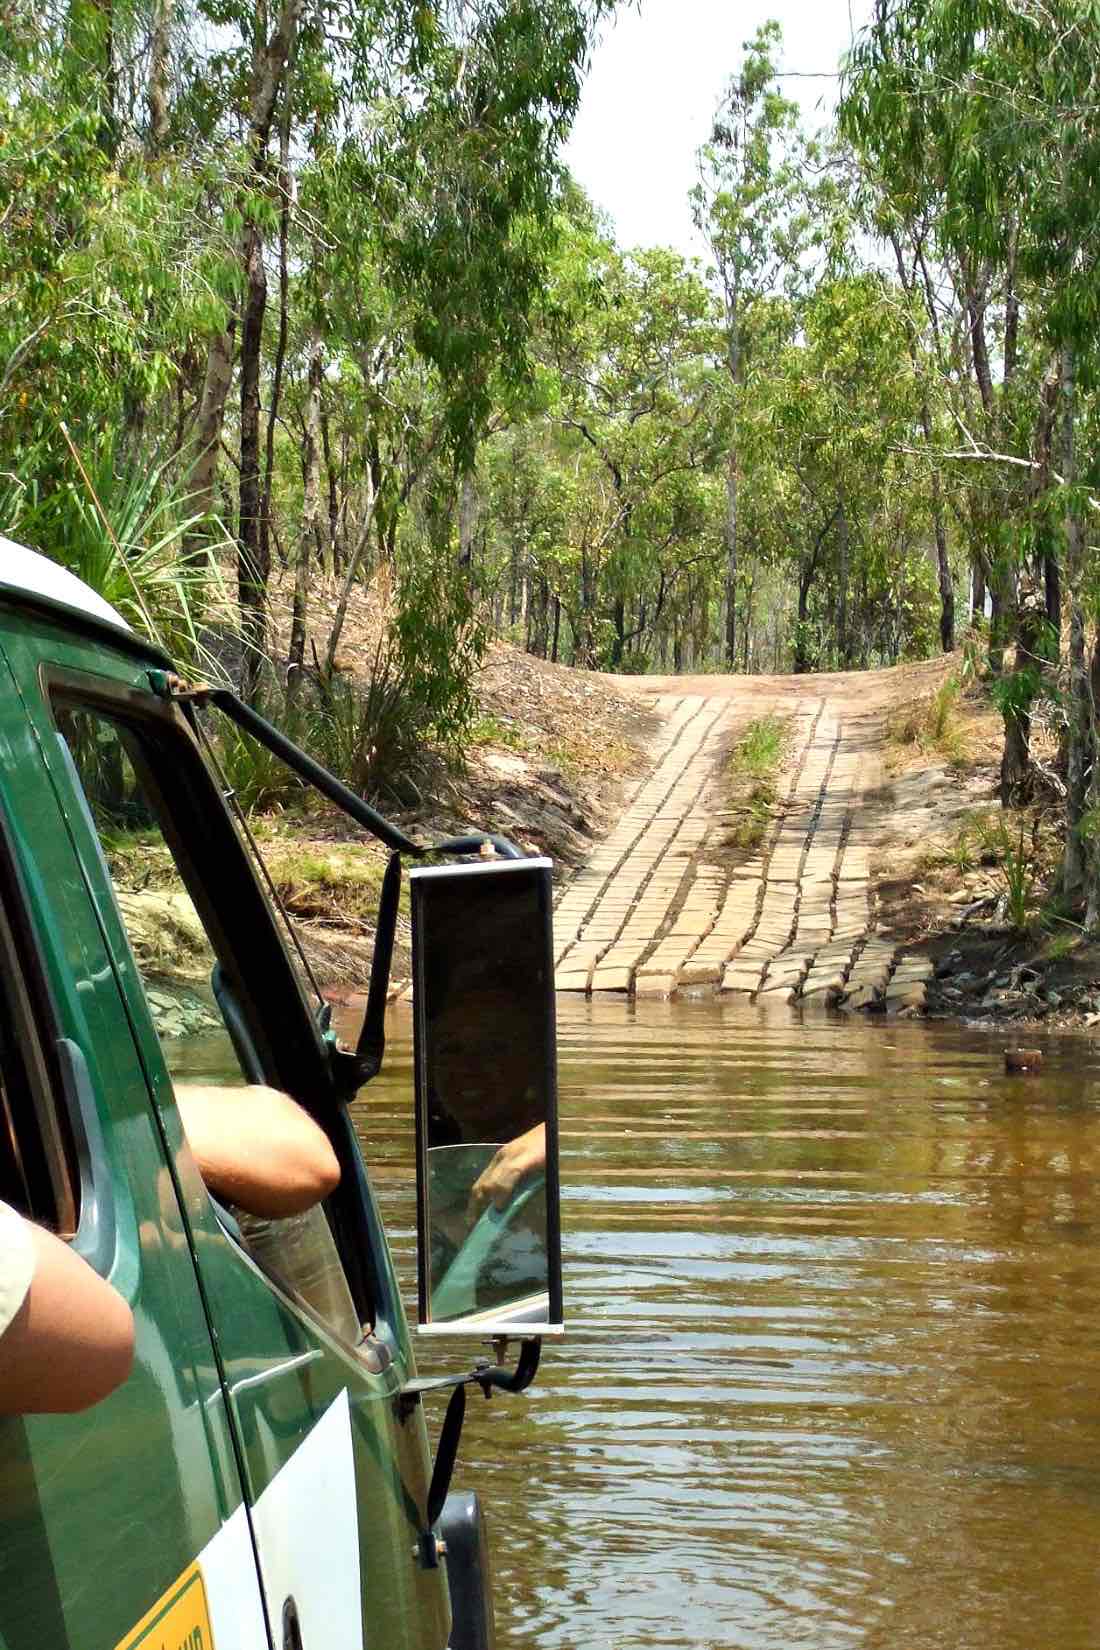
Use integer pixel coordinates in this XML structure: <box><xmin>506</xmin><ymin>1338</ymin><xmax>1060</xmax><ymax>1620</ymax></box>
<box><xmin>756</xmin><ymin>272</ymin><xmax>932</xmax><ymax>670</ymax></box>
<box><xmin>842</xmin><ymin>0</ymin><xmax>1100</xmax><ymax>906</ymax></box>
<box><xmin>692</xmin><ymin>21</ymin><xmax>816</xmax><ymax>670</ymax></box>
<box><xmin>535</xmin><ymin>228</ymin><xmax>724</xmax><ymax>668</ymax></box>
<box><xmin>840</xmin><ymin>58</ymin><xmax>1033</xmax><ymax>676</ymax></box>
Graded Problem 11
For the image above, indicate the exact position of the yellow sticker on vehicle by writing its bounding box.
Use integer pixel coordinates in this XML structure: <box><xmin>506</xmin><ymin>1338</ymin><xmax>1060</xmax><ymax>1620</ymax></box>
<box><xmin>114</xmin><ymin>1562</ymin><xmax>214</xmax><ymax>1650</ymax></box>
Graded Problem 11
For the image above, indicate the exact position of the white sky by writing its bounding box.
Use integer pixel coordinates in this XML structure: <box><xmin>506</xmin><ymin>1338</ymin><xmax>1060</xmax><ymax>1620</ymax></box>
<box><xmin>563</xmin><ymin>0</ymin><xmax>875</xmax><ymax>261</ymax></box>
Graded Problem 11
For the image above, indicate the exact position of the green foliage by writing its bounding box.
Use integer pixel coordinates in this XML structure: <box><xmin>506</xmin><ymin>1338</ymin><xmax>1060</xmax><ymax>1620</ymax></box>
<box><xmin>928</xmin><ymin>675</ymin><xmax>961</xmax><ymax>743</ymax></box>
<box><xmin>998</xmin><ymin>817</ymin><xmax>1037</xmax><ymax>933</ymax></box>
<box><xmin>1038</xmin><ymin>927</ymin><xmax>1078</xmax><ymax>964</ymax></box>
<box><xmin>212</xmin><ymin>541</ymin><xmax>485</xmax><ymax>814</ymax></box>
<box><xmin>947</xmin><ymin>822</ymin><xmax>977</xmax><ymax>874</ymax></box>
<box><xmin>725</xmin><ymin>714</ymin><xmax>789</xmax><ymax>850</ymax></box>
<box><xmin>989</xmin><ymin>666</ymin><xmax>1041</xmax><ymax>726</ymax></box>
<box><xmin>960</xmin><ymin>808</ymin><xmax>1040</xmax><ymax>932</ymax></box>
<box><xmin>1</xmin><ymin>443</ymin><xmax>229</xmax><ymax>664</ymax></box>
<box><xmin>213</xmin><ymin>697</ymin><xmax>309</xmax><ymax>815</ymax></box>
<box><xmin>390</xmin><ymin>545</ymin><xmax>486</xmax><ymax>749</ymax></box>
<box><xmin>731</xmin><ymin>715</ymin><xmax>786</xmax><ymax>780</ymax></box>
<box><xmin>470</xmin><ymin>715</ymin><xmax>527</xmax><ymax>751</ymax></box>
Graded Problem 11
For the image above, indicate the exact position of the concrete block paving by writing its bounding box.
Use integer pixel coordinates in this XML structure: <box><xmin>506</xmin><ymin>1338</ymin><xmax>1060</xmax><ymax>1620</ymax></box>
<box><xmin>552</xmin><ymin>685</ymin><xmax>928</xmax><ymax>1011</ymax></box>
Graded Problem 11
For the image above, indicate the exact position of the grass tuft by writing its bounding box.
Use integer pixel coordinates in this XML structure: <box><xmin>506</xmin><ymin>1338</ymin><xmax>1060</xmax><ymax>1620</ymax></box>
<box><xmin>725</xmin><ymin>715</ymin><xmax>790</xmax><ymax>852</ymax></box>
<box><xmin>889</xmin><ymin>673</ymin><xmax>966</xmax><ymax>765</ymax></box>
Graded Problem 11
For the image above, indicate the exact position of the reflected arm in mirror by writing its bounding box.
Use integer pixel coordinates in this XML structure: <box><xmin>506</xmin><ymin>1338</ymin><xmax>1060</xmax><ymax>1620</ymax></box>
<box><xmin>467</xmin><ymin>1123</ymin><xmax>546</xmax><ymax>1218</ymax></box>
<box><xmin>175</xmin><ymin>1083</ymin><xmax>341</xmax><ymax>1217</ymax></box>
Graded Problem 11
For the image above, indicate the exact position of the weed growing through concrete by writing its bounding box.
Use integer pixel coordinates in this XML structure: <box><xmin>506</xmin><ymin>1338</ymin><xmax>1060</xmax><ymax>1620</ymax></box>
<box><xmin>726</xmin><ymin>715</ymin><xmax>790</xmax><ymax>851</ymax></box>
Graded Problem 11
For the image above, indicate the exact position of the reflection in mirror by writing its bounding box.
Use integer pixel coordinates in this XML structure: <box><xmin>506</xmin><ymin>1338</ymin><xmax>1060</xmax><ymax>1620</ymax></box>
<box><xmin>410</xmin><ymin>859</ymin><xmax>562</xmax><ymax>1334</ymax></box>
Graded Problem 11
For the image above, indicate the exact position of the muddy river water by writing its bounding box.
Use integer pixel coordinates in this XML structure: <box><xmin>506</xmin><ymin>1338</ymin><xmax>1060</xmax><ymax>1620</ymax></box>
<box><xmin>353</xmin><ymin>997</ymin><xmax>1100</xmax><ymax>1650</ymax></box>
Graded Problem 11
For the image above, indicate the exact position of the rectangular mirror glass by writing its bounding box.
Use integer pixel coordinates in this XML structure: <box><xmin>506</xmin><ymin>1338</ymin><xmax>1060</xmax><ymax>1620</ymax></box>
<box><xmin>410</xmin><ymin>858</ymin><xmax>563</xmax><ymax>1335</ymax></box>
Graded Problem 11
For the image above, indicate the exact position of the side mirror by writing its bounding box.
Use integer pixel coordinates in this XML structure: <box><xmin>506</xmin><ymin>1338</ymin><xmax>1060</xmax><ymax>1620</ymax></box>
<box><xmin>410</xmin><ymin>858</ymin><xmax>563</xmax><ymax>1336</ymax></box>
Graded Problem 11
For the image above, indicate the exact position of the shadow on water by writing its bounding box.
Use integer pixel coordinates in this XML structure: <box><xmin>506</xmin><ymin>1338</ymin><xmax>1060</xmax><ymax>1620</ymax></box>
<box><xmin>354</xmin><ymin>996</ymin><xmax>1100</xmax><ymax>1650</ymax></box>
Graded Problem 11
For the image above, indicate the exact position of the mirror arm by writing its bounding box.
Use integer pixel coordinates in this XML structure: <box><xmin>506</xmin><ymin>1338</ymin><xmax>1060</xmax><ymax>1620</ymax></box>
<box><xmin>148</xmin><ymin>673</ymin><xmax>524</xmax><ymax>863</ymax></box>
<box><xmin>406</xmin><ymin>1338</ymin><xmax>542</xmax><ymax>1569</ymax></box>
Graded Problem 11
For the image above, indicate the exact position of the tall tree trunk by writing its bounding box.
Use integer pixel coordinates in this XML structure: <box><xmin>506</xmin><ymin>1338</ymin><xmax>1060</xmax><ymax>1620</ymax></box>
<box><xmin>189</xmin><ymin>321</ymin><xmax>234</xmax><ymax>532</ymax></box>
<box><xmin>931</xmin><ymin>469</ymin><xmax>954</xmax><ymax>652</ymax></box>
<box><xmin>988</xmin><ymin>576</ymin><xmax>1009</xmax><ymax>675</ymax></box>
<box><xmin>458</xmin><ymin>468</ymin><xmax>478</xmax><ymax>575</ymax></box>
<box><xmin>508</xmin><ymin>539</ymin><xmax>521</xmax><ymax>627</ymax></box>
<box><xmin>1060</xmin><ymin>347</ymin><xmax>1093</xmax><ymax>907</ymax></box>
<box><xmin>721</xmin><ymin>265</ymin><xmax>741</xmax><ymax>672</ymax></box>
<box><xmin>794</xmin><ymin>562</ymin><xmax>813</xmax><ymax>674</ymax></box>
<box><xmin>527</xmin><ymin>577</ymin><xmax>548</xmax><ymax>658</ymax></box>
<box><xmin>237</xmin><ymin>221</ymin><xmax>268</xmax><ymax>696</ymax></box>
<box><xmin>324</xmin><ymin>466</ymin><xmax>378</xmax><ymax>678</ymax></box>
<box><xmin>1003</xmin><ymin>227</ymin><xmax>1020</xmax><ymax>387</ymax></box>
<box><xmin>963</xmin><ymin>264</ymin><xmax>996</xmax><ymax>419</ymax></box>
<box><xmin>234</xmin><ymin>0</ymin><xmax>304</xmax><ymax>695</ymax></box>
<box><xmin>320</xmin><ymin>407</ymin><xmax>340</xmax><ymax>576</ymax></box>
<box><xmin>887</xmin><ymin>232</ymin><xmax>955</xmax><ymax>653</ymax></box>
<box><xmin>303</xmin><ymin>341</ymin><xmax>328</xmax><ymax>564</ymax></box>
<box><xmin>147</xmin><ymin>0</ymin><xmax>172</xmax><ymax>151</ymax></box>
<box><xmin>971</xmin><ymin>558</ymin><xmax>986</xmax><ymax>624</ymax></box>
<box><xmin>260</xmin><ymin>91</ymin><xmax>293</xmax><ymax>589</ymax></box>
<box><xmin>610</xmin><ymin>595</ymin><xmax>625</xmax><ymax>668</ymax></box>
<box><xmin>836</xmin><ymin>500</ymin><xmax>850</xmax><ymax>667</ymax></box>
<box><xmin>1032</xmin><ymin>355</ymin><xmax>1063</xmax><ymax>642</ymax></box>
<box><xmin>999</xmin><ymin>592</ymin><xmax>1043</xmax><ymax>806</ymax></box>
<box><xmin>723</xmin><ymin>441</ymin><xmax>738</xmax><ymax>670</ymax></box>
<box><xmin>290</xmin><ymin>337</ymin><xmax>325</xmax><ymax>684</ymax></box>
<box><xmin>1088</xmin><ymin>634</ymin><xmax>1100</xmax><ymax>931</ymax></box>
<box><xmin>551</xmin><ymin>597</ymin><xmax>562</xmax><ymax>665</ymax></box>
<box><xmin>1045</xmin><ymin>549</ymin><xmax>1062</xmax><ymax>636</ymax></box>
<box><xmin>575</xmin><ymin>548</ymin><xmax>596</xmax><ymax>668</ymax></box>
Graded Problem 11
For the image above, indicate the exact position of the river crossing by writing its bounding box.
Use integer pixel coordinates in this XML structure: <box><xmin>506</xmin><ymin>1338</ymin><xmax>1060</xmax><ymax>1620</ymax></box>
<box><xmin>168</xmin><ymin>658</ymin><xmax>1100</xmax><ymax>1648</ymax></box>
<box><xmin>359</xmin><ymin>999</ymin><xmax>1100</xmax><ymax>1650</ymax></box>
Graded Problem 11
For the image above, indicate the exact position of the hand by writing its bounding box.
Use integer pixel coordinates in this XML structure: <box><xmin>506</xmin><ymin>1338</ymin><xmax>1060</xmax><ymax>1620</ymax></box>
<box><xmin>468</xmin><ymin>1123</ymin><xmax>546</xmax><ymax>1218</ymax></box>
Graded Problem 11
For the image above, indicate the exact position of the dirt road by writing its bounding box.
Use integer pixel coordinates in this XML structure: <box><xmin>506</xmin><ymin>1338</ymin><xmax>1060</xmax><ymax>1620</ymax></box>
<box><xmin>553</xmin><ymin>661</ymin><xmax>947</xmax><ymax>1010</ymax></box>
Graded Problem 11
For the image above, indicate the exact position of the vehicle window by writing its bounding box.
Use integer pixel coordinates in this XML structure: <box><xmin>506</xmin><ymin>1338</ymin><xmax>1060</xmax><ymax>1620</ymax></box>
<box><xmin>0</xmin><ymin>892</ymin><xmax>78</xmax><ymax>1236</ymax></box>
<box><xmin>54</xmin><ymin>701</ymin><xmax>363</xmax><ymax>1344</ymax></box>
<box><xmin>55</xmin><ymin>704</ymin><xmax>250</xmax><ymax>1086</ymax></box>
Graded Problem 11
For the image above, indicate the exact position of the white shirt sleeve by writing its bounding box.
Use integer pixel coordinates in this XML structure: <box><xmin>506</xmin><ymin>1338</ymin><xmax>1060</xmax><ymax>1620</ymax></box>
<box><xmin>0</xmin><ymin>1200</ymin><xmax>35</xmax><ymax>1340</ymax></box>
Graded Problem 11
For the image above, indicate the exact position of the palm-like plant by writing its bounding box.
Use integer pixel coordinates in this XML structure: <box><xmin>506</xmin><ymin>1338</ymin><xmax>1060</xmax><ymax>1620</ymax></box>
<box><xmin>1</xmin><ymin>437</ymin><xmax>232</xmax><ymax>669</ymax></box>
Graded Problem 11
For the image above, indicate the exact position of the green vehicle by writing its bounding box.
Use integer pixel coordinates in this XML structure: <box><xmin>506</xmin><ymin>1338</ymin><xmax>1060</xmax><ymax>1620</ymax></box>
<box><xmin>0</xmin><ymin>543</ymin><xmax>563</xmax><ymax>1650</ymax></box>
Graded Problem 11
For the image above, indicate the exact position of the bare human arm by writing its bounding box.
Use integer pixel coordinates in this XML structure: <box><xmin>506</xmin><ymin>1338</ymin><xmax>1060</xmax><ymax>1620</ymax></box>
<box><xmin>0</xmin><ymin>1223</ymin><xmax>134</xmax><ymax>1415</ymax></box>
<box><xmin>175</xmin><ymin>1083</ymin><xmax>341</xmax><ymax>1218</ymax></box>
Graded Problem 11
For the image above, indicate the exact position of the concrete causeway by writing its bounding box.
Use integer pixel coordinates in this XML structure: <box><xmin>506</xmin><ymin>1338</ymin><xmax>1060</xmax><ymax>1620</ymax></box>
<box><xmin>553</xmin><ymin>677</ymin><xmax>932</xmax><ymax>1013</ymax></box>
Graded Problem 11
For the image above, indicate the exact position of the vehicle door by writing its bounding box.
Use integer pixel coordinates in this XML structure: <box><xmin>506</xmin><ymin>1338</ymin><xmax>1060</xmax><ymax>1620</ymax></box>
<box><xmin>13</xmin><ymin>630</ymin><xmax>450</xmax><ymax>1650</ymax></box>
<box><xmin>0</xmin><ymin>633</ymin><xmax>270</xmax><ymax>1650</ymax></box>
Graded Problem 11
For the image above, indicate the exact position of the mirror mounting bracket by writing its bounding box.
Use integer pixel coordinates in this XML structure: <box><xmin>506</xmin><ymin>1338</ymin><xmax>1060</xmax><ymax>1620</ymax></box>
<box><xmin>400</xmin><ymin>1337</ymin><xmax>542</xmax><ymax>1569</ymax></box>
<box><xmin>398</xmin><ymin>1334</ymin><xmax>541</xmax><ymax>1417</ymax></box>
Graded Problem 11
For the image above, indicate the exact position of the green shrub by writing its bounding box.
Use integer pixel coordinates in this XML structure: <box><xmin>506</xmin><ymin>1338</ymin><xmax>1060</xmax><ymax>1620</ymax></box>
<box><xmin>2</xmin><ymin>438</ymin><xmax>229</xmax><ymax>667</ymax></box>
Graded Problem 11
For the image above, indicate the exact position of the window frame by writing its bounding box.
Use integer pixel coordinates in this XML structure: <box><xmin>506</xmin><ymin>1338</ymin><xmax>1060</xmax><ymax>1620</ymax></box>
<box><xmin>43</xmin><ymin>666</ymin><xmax>392</xmax><ymax>1338</ymax></box>
<box><xmin>0</xmin><ymin>814</ymin><xmax>80</xmax><ymax>1235</ymax></box>
<box><xmin>0</xmin><ymin>782</ymin><xmax>129</xmax><ymax>1288</ymax></box>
